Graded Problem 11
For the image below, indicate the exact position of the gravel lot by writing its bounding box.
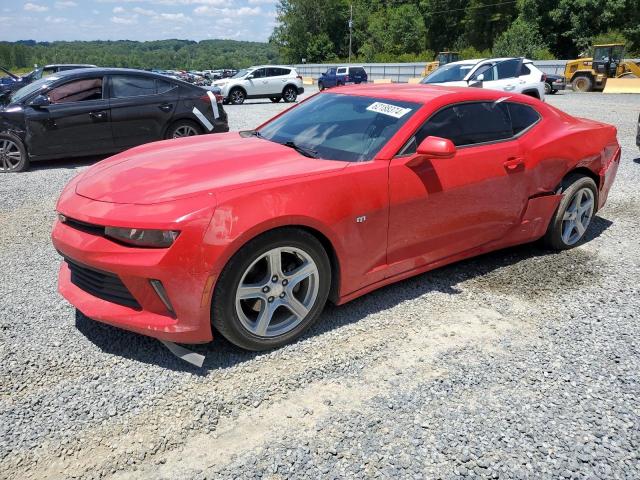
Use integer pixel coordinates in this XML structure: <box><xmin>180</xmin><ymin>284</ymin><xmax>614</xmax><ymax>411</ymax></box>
<box><xmin>1</xmin><ymin>89</ymin><xmax>639</xmax><ymax>480</ymax></box>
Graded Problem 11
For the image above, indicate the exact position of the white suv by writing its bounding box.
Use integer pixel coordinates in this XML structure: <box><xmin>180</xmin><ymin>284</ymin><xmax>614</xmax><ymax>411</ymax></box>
<box><xmin>422</xmin><ymin>58</ymin><xmax>546</xmax><ymax>100</ymax></box>
<box><xmin>212</xmin><ymin>65</ymin><xmax>304</xmax><ymax>105</ymax></box>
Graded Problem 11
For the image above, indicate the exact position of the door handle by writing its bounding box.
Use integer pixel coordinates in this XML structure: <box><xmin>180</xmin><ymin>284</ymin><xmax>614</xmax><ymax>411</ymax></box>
<box><xmin>504</xmin><ymin>157</ymin><xmax>525</xmax><ymax>172</ymax></box>
<box><xmin>89</xmin><ymin>111</ymin><xmax>106</xmax><ymax>120</ymax></box>
<box><xmin>159</xmin><ymin>104</ymin><xmax>173</xmax><ymax>112</ymax></box>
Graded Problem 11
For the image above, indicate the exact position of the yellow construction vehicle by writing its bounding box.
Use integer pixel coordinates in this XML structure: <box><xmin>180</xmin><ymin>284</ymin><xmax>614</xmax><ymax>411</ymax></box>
<box><xmin>422</xmin><ymin>51</ymin><xmax>460</xmax><ymax>77</ymax></box>
<box><xmin>564</xmin><ymin>43</ymin><xmax>640</xmax><ymax>93</ymax></box>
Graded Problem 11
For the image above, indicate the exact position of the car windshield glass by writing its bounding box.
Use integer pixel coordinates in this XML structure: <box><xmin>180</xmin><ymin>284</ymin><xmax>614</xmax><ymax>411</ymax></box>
<box><xmin>231</xmin><ymin>69</ymin><xmax>248</xmax><ymax>79</ymax></box>
<box><xmin>10</xmin><ymin>76</ymin><xmax>57</xmax><ymax>104</ymax></box>
<box><xmin>257</xmin><ymin>93</ymin><xmax>420</xmax><ymax>162</ymax></box>
<box><xmin>422</xmin><ymin>64</ymin><xmax>474</xmax><ymax>83</ymax></box>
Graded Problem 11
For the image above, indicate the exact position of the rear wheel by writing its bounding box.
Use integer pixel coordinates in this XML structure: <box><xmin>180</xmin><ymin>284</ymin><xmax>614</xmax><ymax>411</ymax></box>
<box><xmin>572</xmin><ymin>75</ymin><xmax>593</xmax><ymax>92</ymax></box>
<box><xmin>0</xmin><ymin>133</ymin><xmax>29</xmax><ymax>173</ymax></box>
<box><xmin>543</xmin><ymin>175</ymin><xmax>598</xmax><ymax>250</ymax></box>
<box><xmin>282</xmin><ymin>86</ymin><xmax>297</xmax><ymax>103</ymax></box>
<box><xmin>544</xmin><ymin>82</ymin><xmax>551</xmax><ymax>95</ymax></box>
<box><xmin>165</xmin><ymin>120</ymin><xmax>202</xmax><ymax>139</ymax></box>
<box><xmin>212</xmin><ymin>228</ymin><xmax>331</xmax><ymax>351</ymax></box>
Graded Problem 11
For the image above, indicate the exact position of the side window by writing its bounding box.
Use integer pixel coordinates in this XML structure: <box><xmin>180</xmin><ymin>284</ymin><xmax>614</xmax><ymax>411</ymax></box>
<box><xmin>400</xmin><ymin>102</ymin><xmax>513</xmax><ymax>154</ymax></box>
<box><xmin>471</xmin><ymin>63</ymin><xmax>495</xmax><ymax>81</ymax></box>
<box><xmin>508</xmin><ymin>103</ymin><xmax>540</xmax><ymax>135</ymax></box>
<box><xmin>156</xmin><ymin>79</ymin><xmax>176</xmax><ymax>94</ymax></box>
<box><xmin>48</xmin><ymin>78</ymin><xmax>103</xmax><ymax>104</ymax></box>
<box><xmin>328</xmin><ymin>68</ymin><xmax>336</xmax><ymax>75</ymax></box>
<box><xmin>519</xmin><ymin>65</ymin><xmax>531</xmax><ymax>76</ymax></box>
<box><xmin>111</xmin><ymin>76</ymin><xmax>156</xmax><ymax>98</ymax></box>
<box><xmin>337</xmin><ymin>67</ymin><xmax>347</xmax><ymax>75</ymax></box>
<box><xmin>496</xmin><ymin>59</ymin><xmax>521</xmax><ymax>79</ymax></box>
<box><xmin>252</xmin><ymin>68</ymin><xmax>267</xmax><ymax>79</ymax></box>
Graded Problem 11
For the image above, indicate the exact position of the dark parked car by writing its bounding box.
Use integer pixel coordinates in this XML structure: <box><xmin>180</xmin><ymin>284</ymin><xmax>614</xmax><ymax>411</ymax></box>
<box><xmin>0</xmin><ymin>64</ymin><xmax>96</xmax><ymax>101</ymax></box>
<box><xmin>317</xmin><ymin>66</ymin><xmax>368</xmax><ymax>90</ymax></box>
<box><xmin>0</xmin><ymin>68</ymin><xmax>228</xmax><ymax>172</ymax></box>
<box><xmin>544</xmin><ymin>73</ymin><xmax>566</xmax><ymax>94</ymax></box>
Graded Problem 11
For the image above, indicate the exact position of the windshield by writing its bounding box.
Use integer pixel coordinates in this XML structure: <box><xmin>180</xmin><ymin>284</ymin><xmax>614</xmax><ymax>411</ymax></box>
<box><xmin>257</xmin><ymin>93</ymin><xmax>420</xmax><ymax>162</ymax></box>
<box><xmin>422</xmin><ymin>63</ymin><xmax>474</xmax><ymax>83</ymax></box>
<box><xmin>231</xmin><ymin>69</ymin><xmax>249</xmax><ymax>79</ymax></box>
<box><xmin>10</xmin><ymin>76</ymin><xmax>57</xmax><ymax>104</ymax></box>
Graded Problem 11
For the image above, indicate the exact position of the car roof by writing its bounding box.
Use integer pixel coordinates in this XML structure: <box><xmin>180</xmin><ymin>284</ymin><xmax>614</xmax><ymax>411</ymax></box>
<box><xmin>43</xmin><ymin>64</ymin><xmax>96</xmax><ymax>68</ymax></box>
<box><xmin>446</xmin><ymin>57</ymin><xmax>534</xmax><ymax>67</ymax></box>
<box><xmin>249</xmin><ymin>65</ymin><xmax>295</xmax><ymax>69</ymax></box>
<box><xmin>333</xmin><ymin>83</ymin><xmax>539</xmax><ymax>105</ymax></box>
<box><xmin>47</xmin><ymin>67</ymin><xmax>182</xmax><ymax>79</ymax></box>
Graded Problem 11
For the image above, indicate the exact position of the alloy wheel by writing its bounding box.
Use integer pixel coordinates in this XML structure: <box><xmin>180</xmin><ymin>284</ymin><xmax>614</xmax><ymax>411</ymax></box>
<box><xmin>561</xmin><ymin>187</ymin><xmax>595</xmax><ymax>245</ymax></box>
<box><xmin>231</xmin><ymin>90</ymin><xmax>245</xmax><ymax>104</ymax></box>
<box><xmin>172</xmin><ymin>125</ymin><xmax>198</xmax><ymax>138</ymax></box>
<box><xmin>235</xmin><ymin>246</ymin><xmax>320</xmax><ymax>338</ymax></box>
<box><xmin>0</xmin><ymin>139</ymin><xmax>22</xmax><ymax>172</ymax></box>
<box><xmin>284</xmin><ymin>88</ymin><xmax>296</xmax><ymax>102</ymax></box>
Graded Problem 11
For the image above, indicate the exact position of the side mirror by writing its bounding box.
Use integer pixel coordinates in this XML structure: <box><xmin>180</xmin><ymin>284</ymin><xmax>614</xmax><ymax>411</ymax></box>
<box><xmin>416</xmin><ymin>136</ymin><xmax>456</xmax><ymax>159</ymax></box>
<box><xmin>468</xmin><ymin>73</ymin><xmax>484</xmax><ymax>88</ymax></box>
<box><xmin>246</xmin><ymin>74</ymin><xmax>254</xmax><ymax>80</ymax></box>
<box><xmin>29</xmin><ymin>94</ymin><xmax>50</xmax><ymax>107</ymax></box>
<box><xmin>475</xmin><ymin>73</ymin><xmax>485</xmax><ymax>82</ymax></box>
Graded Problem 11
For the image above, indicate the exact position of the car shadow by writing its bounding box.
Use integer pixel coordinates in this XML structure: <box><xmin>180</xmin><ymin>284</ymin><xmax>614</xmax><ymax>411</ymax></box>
<box><xmin>30</xmin><ymin>155</ymin><xmax>105</xmax><ymax>171</ymax></box>
<box><xmin>76</xmin><ymin>215</ymin><xmax>613</xmax><ymax>374</ymax></box>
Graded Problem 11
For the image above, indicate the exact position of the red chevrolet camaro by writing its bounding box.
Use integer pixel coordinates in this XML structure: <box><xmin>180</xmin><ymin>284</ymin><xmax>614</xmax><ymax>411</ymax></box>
<box><xmin>52</xmin><ymin>85</ymin><xmax>620</xmax><ymax>350</ymax></box>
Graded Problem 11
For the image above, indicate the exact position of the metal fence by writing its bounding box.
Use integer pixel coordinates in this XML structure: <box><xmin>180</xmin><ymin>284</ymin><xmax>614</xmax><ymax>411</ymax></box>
<box><xmin>293</xmin><ymin>60</ymin><xmax>570</xmax><ymax>83</ymax></box>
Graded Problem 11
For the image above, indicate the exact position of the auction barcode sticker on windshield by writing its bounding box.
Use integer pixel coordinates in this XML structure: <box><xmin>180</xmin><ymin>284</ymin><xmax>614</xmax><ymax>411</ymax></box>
<box><xmin>366</xmin><ymin>102</ymin><xmax>412</xmax><ymax>119</ymax></box>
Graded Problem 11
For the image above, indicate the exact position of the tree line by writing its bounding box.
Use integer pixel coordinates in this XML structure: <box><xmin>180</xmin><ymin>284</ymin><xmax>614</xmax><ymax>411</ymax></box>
<box><xmin>0</xmin><ymin>39</ymin><xmax>279</xmax><ymax>71</ymax></box>
<box><xmin>271</xmin><ymin>0</ymin><xmax>640</xmax><ymax>63</ymax></box>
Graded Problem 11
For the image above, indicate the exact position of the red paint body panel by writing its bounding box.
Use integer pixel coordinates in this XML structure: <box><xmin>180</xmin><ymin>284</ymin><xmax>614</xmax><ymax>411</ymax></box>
<box><xmin>52</xmin><ymin>85</ymin><xmax>621</xmax><ymax>343</ymax></box>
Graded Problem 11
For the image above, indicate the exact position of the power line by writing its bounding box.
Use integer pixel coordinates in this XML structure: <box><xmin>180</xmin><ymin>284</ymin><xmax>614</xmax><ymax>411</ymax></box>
<box><xmin>427</xmin><ymin>0</ymin><xmax>518</xmax><ymax>15</ymax></box>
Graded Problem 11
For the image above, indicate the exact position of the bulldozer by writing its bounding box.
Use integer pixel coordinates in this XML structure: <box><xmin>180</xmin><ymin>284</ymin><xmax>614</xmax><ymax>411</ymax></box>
<box><xmin>421</xmin><ymin>51</ymin><xmax>460</xmax><ymax>77</ymax></box>
<box><xmin>564</xmin><ymin>43</ymin><xmax>640</xmax><ymax>93</ymax></box>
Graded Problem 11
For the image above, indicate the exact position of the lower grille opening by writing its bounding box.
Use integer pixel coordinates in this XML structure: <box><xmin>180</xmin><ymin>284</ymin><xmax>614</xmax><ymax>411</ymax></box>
<box><xmin>65</xmin><ymin>258</ymin><xmax>141</xmax><ymax>310</ymax></box>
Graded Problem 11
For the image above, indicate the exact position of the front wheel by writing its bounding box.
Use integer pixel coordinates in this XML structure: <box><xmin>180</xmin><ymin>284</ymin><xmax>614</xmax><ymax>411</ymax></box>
<box><xmin>572</xmin><ymin>75</ymin><xmax>593</xmax><ymax>92</ymax></box>
<box><xmin>229</xmin><ymin>88</ymin><xmax>246</xmax><ymax>105</ymax></box>
<box><xmin>282</xmin><ymin>86</ymin><xmax>298</xmax><ymax>103</ymax></box>
<box><xmin>0</xmin><ymin>133</ymin><xmax>29</xmax><ymax>173</ymax></box>
<box><xmin>318</xmin><ymin>81</ymin><xmax>325</xmax><ymax>91</ymax></box>
<box><xmin>212</xmin><ymin>229</ymin><xmax>331</xmax><ymax>351</ymax></box>
<box><xmin>543</xmin><ymin>175</ymin><xmax>598</xmax><ymax>250</ymax></box>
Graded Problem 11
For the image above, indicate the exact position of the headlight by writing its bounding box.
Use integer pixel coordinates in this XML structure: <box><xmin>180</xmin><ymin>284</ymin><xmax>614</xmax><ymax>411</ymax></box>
<box><xmin>105</xmin><ymin>227</ymin><xmax>179</xmax><ymax>248</ymax></box>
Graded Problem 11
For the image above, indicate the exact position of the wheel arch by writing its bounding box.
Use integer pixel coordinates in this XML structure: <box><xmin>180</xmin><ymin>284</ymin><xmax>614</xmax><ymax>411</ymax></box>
<box><xmin>162</xmin><ymin>116</ymin><xmax>201</xmax><ymax>138</ymax></box>
<box><xmin>282</xmin><ymin>83</ymin><xmax>298</xmax><ymax>95</ymax></box>
<box><xmin>228</xmin><ymin>85</ymin><xmax>247</xmax><ymax>97</ymax></box>
<box><xmin>208</xmin><ymin>221</ymin><xmax>343</xmax><ymax>307</ymax></box>
<box><xmin>558</xmin><ymin>167</ymin><xmax>601</xmax><ymax>210</ymax></box>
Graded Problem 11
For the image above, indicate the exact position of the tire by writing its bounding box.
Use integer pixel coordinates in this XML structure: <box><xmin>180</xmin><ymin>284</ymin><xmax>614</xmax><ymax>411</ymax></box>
<box><xmin>229</xmin><ymin>87</ymin><xmax>246</xmax><ymax>105</ymax></box>
<box><xmin>282</xmin><ymin>86</ymin><xmax>297</xmax><ymax>103</ymax></box>
<box><xmin>544</xmin><ymin>82</ymin><xmax>551</xmax><ymax>95</ymax></box>
<box><xmin>543</xmin><ymin>174</ymin><xmax>598</xmax><ymax>250</ymax></box>
<box><xmin>165</xmin><ymin>119</ymin><xmax>202</xmax><ymax>140</ymax></box>
<box><xmin>572</xmin><ymin>75</ymin><xmax>593</xmax><ymax>92</ymax></box>
<box><xmin>550</xmin><ymin>89</ymin><xmax>558</xmax><ymax>94</ymax></box>
<box><xmin>318</xmin><ymin>81</ymin><xmax>325</xmax><ymax>91</ymax></box>
<box><xmin>212</xmin><ymin>228</ymin><xmax>331</xmax><ymax>351</ymax></box>
<box><xmin>269</xmin><ymin>97</ymin><xmax>281</xmax><ymax>103</ymax></box>
<box><xmin>0</xmin><ymin>132</ymin><xmax>29</xmax><ymax>173</ymax></box>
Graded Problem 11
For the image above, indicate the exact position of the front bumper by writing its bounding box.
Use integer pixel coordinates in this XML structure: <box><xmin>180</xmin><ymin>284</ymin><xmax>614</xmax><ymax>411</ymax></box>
<box><xmin>52</xmin><ymin>192</ymin><xmax>217</xmax><ymax>343</ymax></box>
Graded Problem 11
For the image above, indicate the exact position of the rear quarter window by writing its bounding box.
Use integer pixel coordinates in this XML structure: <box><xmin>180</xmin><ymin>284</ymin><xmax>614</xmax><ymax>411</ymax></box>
<box><xmin>508</xmin><ymin>103</ymin><xmax>541</xmax><ymax>134</ymax></box>
<box><xmin>337</xmin><ymin>68</ymin><xmax>347</xmax><ymax>74</ymax></box>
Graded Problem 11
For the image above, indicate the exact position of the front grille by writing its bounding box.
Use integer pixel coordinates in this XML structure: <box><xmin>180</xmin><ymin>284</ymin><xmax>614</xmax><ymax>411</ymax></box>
<box><xmin>63</xmin><ymin>217</ymin><xmax>105</xmax><ymax>236</ymax></box>
<box><xmin>65</xmin><ymin>258</ymin><xmax>141</xmax><ymax>310</ymax></box>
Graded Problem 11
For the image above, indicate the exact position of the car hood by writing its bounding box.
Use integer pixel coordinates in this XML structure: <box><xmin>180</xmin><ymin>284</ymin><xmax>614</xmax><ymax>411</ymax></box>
<box><xmin>212</xmin><ymin>79</ymin><xmax>231</xmax><ymax>87</ymax></box>
<box><xmin>75</xmin><ymin>132</ymin><xmax>348</xmax><ymax>205</ymax></box>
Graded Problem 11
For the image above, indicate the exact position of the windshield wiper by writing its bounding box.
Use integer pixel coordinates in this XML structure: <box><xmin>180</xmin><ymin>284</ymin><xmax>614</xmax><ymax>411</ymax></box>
<box><xmin>281</xmin><ymin>141</ymin><xmax>318</xmax><ymax>158</ymax></box>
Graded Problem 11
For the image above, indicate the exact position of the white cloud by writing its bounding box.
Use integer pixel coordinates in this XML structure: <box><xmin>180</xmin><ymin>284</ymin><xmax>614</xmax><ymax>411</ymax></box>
<box><xmin>112</xmin><ymin>6</ymin><xmax>125</xmax><ymax>13</ymax></box>
<box><xmin>55</xmin><ymin>1</ymin><xmax>78</xmax><ymax>8</ymax></box>
<box><xmin>248</xmin><ymin>0</ymin><xmax>277</xmax><ymax>4</ymax></box>
<box><xmin>45</xmin><ymin>15</ymin><xmax>69</xmax><ymax>23</ymax></box>
<box><xmin>155</xmin><ymin>12</ymin><xmax>192</xmax><ymax>22</ymax></box>
<box><xmin>132</xmin><ymin>7</ymin><xmax>157</xmax><ymax>16</ymax></box>
<box><xmin>24</xmin><ymin>3</ymin><xmax>49</xmax><ymax>12</ymax></box>
<box><xmin>194</xmin><ymin>5</ymin><xmax>261</xmax><ymax>16</ymax></box>
<box><xmin>111</xmin><ymin>15</ymin><xmax>138</xmax><ymax>24</ymax></box>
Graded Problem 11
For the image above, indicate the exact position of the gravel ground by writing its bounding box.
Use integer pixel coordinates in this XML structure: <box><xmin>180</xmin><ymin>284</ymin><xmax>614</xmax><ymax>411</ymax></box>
<box><xmin>1</xmin><ymin>89</ymin><xmax>639</xmax><ymax>480</ymax></box>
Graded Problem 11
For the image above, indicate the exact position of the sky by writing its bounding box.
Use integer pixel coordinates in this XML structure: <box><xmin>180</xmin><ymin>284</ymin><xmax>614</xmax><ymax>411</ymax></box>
<box><xmin>0</xmin><ymin>0</ymin><xmax>279</xmax><ymax>42</ymax></box>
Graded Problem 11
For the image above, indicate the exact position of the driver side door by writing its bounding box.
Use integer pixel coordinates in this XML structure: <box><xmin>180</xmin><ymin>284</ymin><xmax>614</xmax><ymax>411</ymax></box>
<box><xmin>386</xmin><ymin>101</ymin><xmax>529</xmax><ymax>276</ymax></box>
<box><xmin>25</xmin><ymin>76</ymin><xmax>114</xmax><ymax>158</ymax></box>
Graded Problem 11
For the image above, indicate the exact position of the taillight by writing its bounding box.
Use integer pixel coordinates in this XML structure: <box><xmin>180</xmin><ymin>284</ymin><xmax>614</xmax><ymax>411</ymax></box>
<box><xmin>541</xmin><ymin>73</ymin><xmax>547</xmax><ymax>82</ymax></box>
<box><xmin>200</xmin><ymin>93</ymin><xmax>223</xmax><ymax>103</ymax></box>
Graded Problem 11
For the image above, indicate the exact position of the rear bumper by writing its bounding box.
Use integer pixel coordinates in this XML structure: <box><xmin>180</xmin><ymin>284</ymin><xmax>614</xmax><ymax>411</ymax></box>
<box><xmin>598</xmin><ymin>147</ymin><xmax>621</xmax><ymax>210</ymax></box>
<box><xmin>297</xmin><ymin>87</ymin><xmax>305</xmax><ymax>95</ymax></box>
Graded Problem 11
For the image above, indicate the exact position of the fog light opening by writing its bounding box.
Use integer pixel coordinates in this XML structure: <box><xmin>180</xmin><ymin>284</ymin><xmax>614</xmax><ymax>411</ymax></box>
<box><xmin>150</xmin><ymin>279</ymin><xmax>176</xmax><ymax>318</ymax></box>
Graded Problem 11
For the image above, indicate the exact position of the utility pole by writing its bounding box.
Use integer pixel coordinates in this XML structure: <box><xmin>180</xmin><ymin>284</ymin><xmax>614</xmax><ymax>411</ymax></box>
<box><xmin>348</xmin><ymin>3</ymin><xmax>353</xmax><ymax>64</ymax></box>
